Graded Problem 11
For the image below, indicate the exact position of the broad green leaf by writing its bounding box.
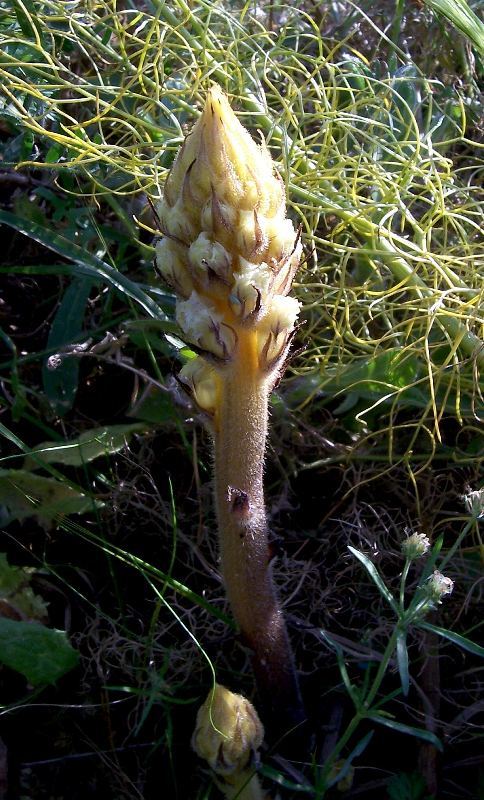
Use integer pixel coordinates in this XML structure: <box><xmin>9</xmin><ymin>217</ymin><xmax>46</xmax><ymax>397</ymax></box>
<box><xmin>335</xmin><ymin>58</ymin><xmax>371</xmax><ymax>109</ymax></box>
<box><xmin>0</xmin><ymin>553</ymin><xmax>48</xmax><ymax>620</ymax></box>
<box><xmin>25</xmin><ymin>424</ymin><xmax>148</xmax><ymax>469</ymax></box>
<box><xmin>42</xmin><ymin>276</ymin><xmax>93</xmax><ymax>416</ymax></box>
<box><xmin>0</xmin><ymin>618</ymin><xmax>78</xmax><ymax>685</ymax></box>
<box><xmin>127</xmin><ymin>389</ymin><xmax>180</xmax><ymax>425</ymax></box>
<box><xmin>326</xmin><ymin>349</ymin><xmax>419</xmax><ymax>393</ymax></box>
<box><xmin>348</xmin><ymin>546</ymin><xmax>399</xmax><ymax>614</ymax></box>
<box><xmin>125</xmin><ymin>319</ymin><xmax>180</xmax><ymax>354</ymax></box>
<box><xmin>368</xmin><ymin>713</ymin><xmax>443</xmax><ymax>750</ymax></box>
<box><xmin>428</xmin><ymin>90</ymin><xmax>466</xmax><ymax>146</ymax></box>
<box><xmin>390</xmin><ymin>65</ymin><xmax>422</xmax><ymax>143</ymax></box>
<box><xmin>0</xmin><ymin>553</ymin><xmax>23</xmax><ymax>595</ymax></box>
<box><xmin>417</xmin><ymin>621</ymin><xmax>484</xmax><ymax>657</ymax></box>
<box><xmin>45</xmin><ymin>143</ymin><xmax>63</xmax><ymax>163</ymax></box>
<box><xmin>283</xmin><ymin>349</ymin><xmax>426</xmax><ymax>411</ymax></box>
<box><xmin>0</xmin><ymin>469</ymin><xmax>95</xmax><ymax>526</ymax></box>
<box><xmin>285</xmin><ymin>341</ymin><xmax>478</xmax><ymax>421</ymax></box>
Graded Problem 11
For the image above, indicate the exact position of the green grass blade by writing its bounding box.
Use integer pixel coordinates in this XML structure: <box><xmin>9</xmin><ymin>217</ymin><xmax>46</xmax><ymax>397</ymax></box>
<box><xmin>417</xmin><ymin>621</ymin><xmax>484</xmax><ymax>657</ymax></box>
<box><xmin>396</xmin><ymin>629</ymin><xmax>410</xmax><ymax>696</ymax></box>
<box><xmin>368</xmin><ymin>713</ymin><xmax>443</xmax><ymax>750</ymax></box>
<box><xmin>348</xmin><ymin>547</ymin><xmax>400</xmax><ymax>614</ymax></box>
<box><xmin>326</xmin><ymin>731</ymin><xmax>374</xmax><ymax>789</ymax></box>
<box><xmin>0</xmin><ymin>210</ymin><xmax>165</xmax><ymax>321</ymax></box>
<box><xmin>423</xmin><ymin>0</ymin><xmax>484</xmax><ymax>53</ymax></box>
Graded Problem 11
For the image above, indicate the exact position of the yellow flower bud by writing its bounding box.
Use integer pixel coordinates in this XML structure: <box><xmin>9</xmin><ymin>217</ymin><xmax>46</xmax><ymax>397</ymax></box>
<box><xmin>155</xmin><ymin>86</ymin><xmax>302</xmax><ymax>360</ymax></box>
<box><xmin>230</xmin><ymin>260</ymin><xmax>272</xmax><ymax>319</ymax></box>
<box><xmin>176</xmin><ymin>291</ymin><xmax>237</xmax><ymax>361</ymax></box>
<box><xmin>163</xmin><ymin>87</ymin><xmax>282</xmax><ymax>222</ymax></box>
<box><xmin>257</xmin><ymin>295</ymin><xmax>301</xmax><ymax>368</ymax></box>
<box><xmin>178</xmin><ymin>357</ymin><xmax>219</xmax><ymax>416</ymax></box>
<box><xmin>155</xmin><ymin>238</ymin><xmax>193</xmax><ymax>298</ymax></box>
<box><xmin>188</xmin><ymin>232</ymin><xmax>233</xmax><ymax>285</ymax></box>
<box><xmin>192</xmin><ymin>684</ymin><xmax>264</xmax><ymax>778</ymax></box>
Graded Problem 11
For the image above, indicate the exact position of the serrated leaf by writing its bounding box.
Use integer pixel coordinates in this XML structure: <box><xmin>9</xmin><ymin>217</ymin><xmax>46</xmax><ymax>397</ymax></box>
<box><xmin>417</xmin><ymin>621</ymin><xmax>484</xmax><ymax>657</ymax></box>
<box><xmin>368</xmin><ymin>713</ymin><xmax>443</xmax><ymax>750</ymax></box>
<box><xmin>348</xmin><ymin>546</ymin><xmax>399</xmax><ymax>614</ymax></box>
<box><xmin>0</xmin><ymin>469</ymin><xmax>95</xmax><ymax>526</ymax></box>
<box><xmin>25</xmin><ymin>424</ymin><xmax>148</xmax><ymax>469</ymax></box>
<box><xmin>0</xmin><ymin>618</ymin><xmax>78</xmax><ymax>685</ymax></box>
<box><xmin>42</xmin><ymin>276</ymin><xmax>93</xmax><ymax>416</ymax></box>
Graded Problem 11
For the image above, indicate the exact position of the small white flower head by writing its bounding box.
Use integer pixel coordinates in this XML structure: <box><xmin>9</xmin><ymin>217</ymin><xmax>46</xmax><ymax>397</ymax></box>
<box><xmin>176</xmin><ymin>291</ymin><xmax>236</xmax><ymax>361</ymax></box>
<box><xmin>427</xmin><ymin>570</ymin><xmax>454</xmax><ymax>604</ymax></box>
<box><xmin>401</xmin><ymin>530</ymin><xmax>431</xmax><ymax>559</ymax></box>
<box><xmin>461</xmin><ymin>486</ymin><xmax>484</xmax><ymax>519</ymax></box>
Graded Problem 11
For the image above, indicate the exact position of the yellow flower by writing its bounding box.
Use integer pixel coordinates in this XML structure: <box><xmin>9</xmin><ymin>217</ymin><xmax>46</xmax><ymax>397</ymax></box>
<box><xmin>155</xmin><ymin>86</ymin><xmax>302</xmax><ymax>366</ymax></box>
<box><xmin>178</xmin><ymin>357</ymin><xmax>219</xmax><ymax>416</ymax></box>
<box><xmin>192</xmin><ymin>684</ymin><xmax>264</xmax><ymax>777</ymax></box>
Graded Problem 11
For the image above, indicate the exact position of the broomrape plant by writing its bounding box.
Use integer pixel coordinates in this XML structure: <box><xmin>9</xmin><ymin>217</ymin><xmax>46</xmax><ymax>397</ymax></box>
<box><xmin>192</xmin><ymin>683</ymin><xmax>267</xmax><ymax>800</ymax></box>
<box><xmin>0</xmin><ymin>1</ymin><xmax>483</xmax><ymax>797</ymax></box>
<box><xmin>155</xmin><ymin>86</ymin><xmax>305</xmax><ymax>731</ymax></box>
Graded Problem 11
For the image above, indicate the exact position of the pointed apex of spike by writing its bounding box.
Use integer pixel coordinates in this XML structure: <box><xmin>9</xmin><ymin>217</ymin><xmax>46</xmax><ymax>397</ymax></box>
<box><xmin>156</xmin><ymin>86</ymin><xmax>302</xmax><ymax>364</ymax></box>
<box><xmin>163</xmin><ymin>85</ymin><xmax>284</xmax><ymax>228</ymax></box>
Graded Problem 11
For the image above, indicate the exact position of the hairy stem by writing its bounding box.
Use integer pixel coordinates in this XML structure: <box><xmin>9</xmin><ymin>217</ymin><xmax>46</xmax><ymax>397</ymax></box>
<box><xmin>214</xmin><ymin>329</ymin><xmax>304</xmax><ymax>730</ymax></box>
